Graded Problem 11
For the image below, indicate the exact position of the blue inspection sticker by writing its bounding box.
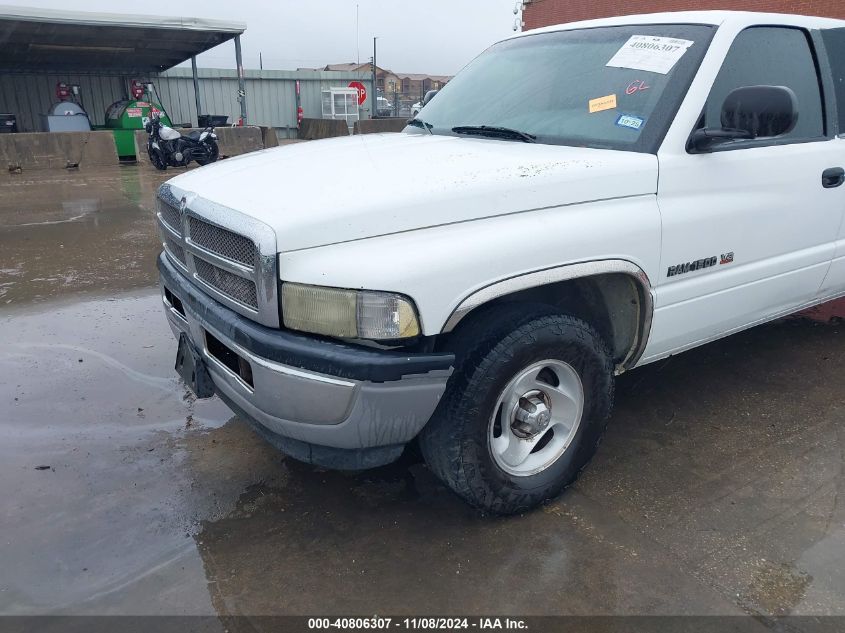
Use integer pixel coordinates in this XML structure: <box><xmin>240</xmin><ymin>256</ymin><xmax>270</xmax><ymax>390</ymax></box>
<box><xmin>615</xmin><ymin>114</ymin><xmax>646</xmax><ymax>130</ymax></box>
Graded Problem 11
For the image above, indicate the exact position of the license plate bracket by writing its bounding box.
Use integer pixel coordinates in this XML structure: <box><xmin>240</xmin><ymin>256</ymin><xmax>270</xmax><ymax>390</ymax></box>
<box><xmin>175</xmin><ymin>333</ymin><xmax>215</xmax><ymax>399</ymax></box>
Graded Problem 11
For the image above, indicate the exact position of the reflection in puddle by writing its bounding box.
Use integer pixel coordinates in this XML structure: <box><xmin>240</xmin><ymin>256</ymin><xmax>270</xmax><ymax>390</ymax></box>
<box><xmin>0</xmin><ymin>168</ymin><xmax>171</xmax><ymax>305</ymax></box>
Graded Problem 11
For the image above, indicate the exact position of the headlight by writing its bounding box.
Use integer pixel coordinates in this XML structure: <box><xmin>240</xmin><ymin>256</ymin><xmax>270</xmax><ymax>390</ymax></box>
<box><xmin>281</xmin><ymin>283</ymin><xmax>421</xmax><ymax>340</ymax></box>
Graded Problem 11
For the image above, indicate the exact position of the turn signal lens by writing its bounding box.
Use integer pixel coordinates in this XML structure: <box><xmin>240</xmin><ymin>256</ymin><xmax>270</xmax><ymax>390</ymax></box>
<box><xmin>281</xmin><ymin>283</ymin><xmax>421</xmax><ymax>340</ymax></box>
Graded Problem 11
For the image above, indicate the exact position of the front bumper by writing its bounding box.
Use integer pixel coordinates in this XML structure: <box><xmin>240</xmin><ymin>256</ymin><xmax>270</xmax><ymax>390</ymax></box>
<box><xmin>158</xmin><ymin>254</ymin><xmax>454</xmax><ymax>466</ymax></box>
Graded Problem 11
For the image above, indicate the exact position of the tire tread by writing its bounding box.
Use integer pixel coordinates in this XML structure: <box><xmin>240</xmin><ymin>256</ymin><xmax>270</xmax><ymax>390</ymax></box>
<box><xmin>420</xmin><ymin>305</ymin><xmax>614</xmax><ymax>514</ymax></box>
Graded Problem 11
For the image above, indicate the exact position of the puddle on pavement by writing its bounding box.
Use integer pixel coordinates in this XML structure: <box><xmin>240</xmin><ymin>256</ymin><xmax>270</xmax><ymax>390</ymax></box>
<box><xmin>0</xmin><ymin>167</ymin><xmax>170</xmax><ymax>306</ymax></box>
<box><xmin>0</xmin><ymin>293</ymin><xmax>232</xmax><ymax>615</ymax></box>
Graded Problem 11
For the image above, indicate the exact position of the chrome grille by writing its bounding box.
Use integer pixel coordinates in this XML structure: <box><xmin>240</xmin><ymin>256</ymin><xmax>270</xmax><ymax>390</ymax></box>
<box><xmin>159</xmin><ymin>201</ymin><xmax>182</xmax><ymax>234</ymax></box>
<box><xmin>163</xmin><ymin>234</ymin><xmax>186</xmax><ymax>265</ymax></box>
<box><xmin>188</xmin><ymin>217</ymin><xmax>256</xmax><ymax>267</ymax></box>
<box><xmin>195</xmin><ymin>259</ymin><xmax>258</xmax><ymax>309</ymax></box>
<box><xmin>156</xmin><ymin>183</ymin><xmax>278</xmax><ymax>327</ymax></box>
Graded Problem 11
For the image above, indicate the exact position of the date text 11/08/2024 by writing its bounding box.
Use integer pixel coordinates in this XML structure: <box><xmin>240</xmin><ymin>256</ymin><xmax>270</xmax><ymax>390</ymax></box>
<box><xmin>307</xmin><ymin>617</ymin><xmax>528</xmax><ymax>630</ymax></box>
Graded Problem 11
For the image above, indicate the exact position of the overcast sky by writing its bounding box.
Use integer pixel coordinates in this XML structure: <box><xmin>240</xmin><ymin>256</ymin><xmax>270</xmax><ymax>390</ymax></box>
<box><xmin>13</xmin><ymin>0</ymin><xmax>520</xmax><ymax>75</ymax></box>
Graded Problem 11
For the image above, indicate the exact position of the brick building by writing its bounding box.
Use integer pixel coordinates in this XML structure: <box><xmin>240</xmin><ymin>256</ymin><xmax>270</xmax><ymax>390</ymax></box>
<box><xmin>521</xmin><ymin>0</ymin><xmax>845</xmax><ymax>30</ymax></box>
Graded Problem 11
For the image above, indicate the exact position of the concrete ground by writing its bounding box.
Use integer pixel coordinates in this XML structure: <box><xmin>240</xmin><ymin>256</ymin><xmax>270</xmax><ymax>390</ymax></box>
<box><xmin>1</xmin><ymin>167</ymin><xmax>844</xmax><ymax>624</ymax></box>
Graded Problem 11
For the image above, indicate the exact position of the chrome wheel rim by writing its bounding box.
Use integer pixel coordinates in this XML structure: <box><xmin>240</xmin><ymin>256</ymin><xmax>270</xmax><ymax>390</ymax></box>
<box><xmin>488</xmin><ymin>359</ymin><xmax>584</xmax><ymax>477</ymax></box>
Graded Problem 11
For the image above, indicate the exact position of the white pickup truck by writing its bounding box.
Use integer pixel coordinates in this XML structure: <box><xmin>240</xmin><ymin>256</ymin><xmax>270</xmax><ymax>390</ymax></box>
<box><xmin>157</xmin><ymin>11</ymin><xmax>845</xmax><ymax>514</ymax></box>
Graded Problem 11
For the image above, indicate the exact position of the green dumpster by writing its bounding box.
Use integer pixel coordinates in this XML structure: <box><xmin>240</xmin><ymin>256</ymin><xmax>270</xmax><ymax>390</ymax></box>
<box><xmin>100</xmin><ymin>99</ymin><xmax>171</xmax><ymax>160</ymax></box>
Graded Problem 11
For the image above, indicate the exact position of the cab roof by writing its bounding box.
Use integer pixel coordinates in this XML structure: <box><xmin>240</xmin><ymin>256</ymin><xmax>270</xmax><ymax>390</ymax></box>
<box><xmin>512</xmin><ymin>10</ymin><xmax>845</xmax><ymax>40</ymax></box>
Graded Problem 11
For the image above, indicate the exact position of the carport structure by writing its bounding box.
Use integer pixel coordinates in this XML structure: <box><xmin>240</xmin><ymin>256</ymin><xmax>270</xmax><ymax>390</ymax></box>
<box><xmin>0</xmin><ymin>4</ymin><xmax>248</xmax><ymax>130</ymax></box>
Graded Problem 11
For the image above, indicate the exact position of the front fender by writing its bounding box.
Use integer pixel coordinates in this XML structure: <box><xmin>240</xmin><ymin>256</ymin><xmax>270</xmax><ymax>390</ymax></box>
<box><xmin>278</xmin><ymin>195</ymin><xmax>660</xmax><ymax>338</ymax></box>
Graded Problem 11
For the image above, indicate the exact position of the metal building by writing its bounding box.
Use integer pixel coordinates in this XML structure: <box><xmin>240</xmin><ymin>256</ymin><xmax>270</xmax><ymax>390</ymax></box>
<box><xmin>0</xmin><ymin>4</ymin><xmax>247</xmax><ymax>132</ymax></box>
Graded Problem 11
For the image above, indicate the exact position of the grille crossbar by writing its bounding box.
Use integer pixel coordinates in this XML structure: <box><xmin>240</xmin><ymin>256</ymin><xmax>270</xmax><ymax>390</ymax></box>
<box><xmin>163</xmin><ymin>234</ymin><xmax>186</xmax><ymax>265</ymax></box>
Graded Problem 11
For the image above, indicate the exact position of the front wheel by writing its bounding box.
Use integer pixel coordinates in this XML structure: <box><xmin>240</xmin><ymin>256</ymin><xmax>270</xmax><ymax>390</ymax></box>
<box><xmin>147</xmin><ymin>140</ymin><xmax>167</xmax><ymax>171</ymax></box>
<box><xmin>420</xmin><ymin>306</ymin><xmax>614</xmax><ymax>514</ymax></box>
<box><xmin>195</xmin><ymin>141</ymin><xmax>219</xmax><ymax>166</ymax></box>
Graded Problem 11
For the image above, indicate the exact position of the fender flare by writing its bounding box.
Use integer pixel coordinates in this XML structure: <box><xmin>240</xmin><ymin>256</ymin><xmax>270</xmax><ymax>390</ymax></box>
<box><xmin>440</xmin><ymin>259</ymin><xmax>654</xmax><ymax>372</ymax></box>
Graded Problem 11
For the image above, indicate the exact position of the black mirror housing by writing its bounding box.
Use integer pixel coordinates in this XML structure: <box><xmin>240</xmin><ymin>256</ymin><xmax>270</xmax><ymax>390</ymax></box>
<box><xmin>690</xmin><ymin>126</ymin><xmax>753</xmax><ymax>152</ymax></box>
<box><xmin>689</xmin><ymin>85</ymin><xmax>800</xmax><ymax>153</ymax></box>
<box><xmin>720</xmin><ymin>85</ymin><xmax>799</xmax><ymax>139</ymax></box>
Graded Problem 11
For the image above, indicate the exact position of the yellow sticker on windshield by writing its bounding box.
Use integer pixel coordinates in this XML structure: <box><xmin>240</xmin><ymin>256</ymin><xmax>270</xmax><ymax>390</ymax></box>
<box><xmin>589</xmin><ymin>94</ymin><xmax>617</xmax><ymax>114</ymax></box>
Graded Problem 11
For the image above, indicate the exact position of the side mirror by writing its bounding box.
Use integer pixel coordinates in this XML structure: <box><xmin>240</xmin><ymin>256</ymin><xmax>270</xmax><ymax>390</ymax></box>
<box><xmin>690</xmin><ymin>85</ymin><xmax>799</xmax><ymax>152</ymax></box>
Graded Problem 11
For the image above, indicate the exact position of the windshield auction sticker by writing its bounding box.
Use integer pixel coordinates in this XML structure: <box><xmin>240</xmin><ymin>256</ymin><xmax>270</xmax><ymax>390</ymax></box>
<box><xmin>606</xmin><ymin>35</ymin><xmax>694</xmax><ymax>74</ymax></box>
<box><xmin>588</xmin><ymin>94</ymin><xmax>618</xmax><ymax>113</ymax></box>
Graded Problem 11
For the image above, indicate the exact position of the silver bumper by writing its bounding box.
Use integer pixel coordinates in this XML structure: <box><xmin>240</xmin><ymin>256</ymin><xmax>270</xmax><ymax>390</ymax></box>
<box><xmin>161</xmin><ymin>288</ymin><xmax>452</xmax><ymax>452</ymax></box>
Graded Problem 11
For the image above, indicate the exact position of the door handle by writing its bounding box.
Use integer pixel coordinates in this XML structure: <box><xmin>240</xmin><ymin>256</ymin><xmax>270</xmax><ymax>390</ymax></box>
<box><xmin>822</xmin><ymin>167</ymin><xmax>845</xmax><ymax>188</ymax></box>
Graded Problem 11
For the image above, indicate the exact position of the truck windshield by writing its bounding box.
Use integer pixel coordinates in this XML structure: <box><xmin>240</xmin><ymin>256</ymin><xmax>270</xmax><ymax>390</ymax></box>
<box><xmin>412</xmin><ymin>24</ymin><xmax>715</xmax><ymax>153</ymax></box>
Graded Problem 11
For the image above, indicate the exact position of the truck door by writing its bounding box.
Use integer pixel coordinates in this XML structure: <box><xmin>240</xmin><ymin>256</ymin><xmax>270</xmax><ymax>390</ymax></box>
<box><xmin>646</xmin><ymin>26</ymin><xmax>844</xmax><ymax>362</ymax></box>
<box><xmin>818</xmin><ymin>27</ymin><xmax>845</xmax><ymax>296</ymax></box>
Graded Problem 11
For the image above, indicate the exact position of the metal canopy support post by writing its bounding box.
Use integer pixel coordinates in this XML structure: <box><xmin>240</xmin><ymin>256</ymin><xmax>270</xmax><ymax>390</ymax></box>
<box><xmin>372</xmin><ymin>37</ymin><xmax>378</xmax><ymax>119</ymax></box>
<box><xmin>234</xmin><ymin>34</ymin><xmax>247</xmax><ymax>124</ymax></box>
<box><xmin>191</xmin><ymin>55</ymin><xmax>202</xmax><ymax>125</ymax></box>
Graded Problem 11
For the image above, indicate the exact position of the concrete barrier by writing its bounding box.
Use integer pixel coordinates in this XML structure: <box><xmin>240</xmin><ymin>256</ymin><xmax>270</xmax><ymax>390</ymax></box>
<box><xmin>215</xmin><ymin>126</ymin><xmax>265</xmax><ymax>157</ymax></box>
<box><xmin>298</xmin><ymin>118</ymin><xmax>349</xmax><ymax>141</ymax></box>
<box><xmin>354</xmin><ymin>118</ymin><xmax>408</xmax><ymax>135</ymax></box>
<box><xmin>133</xmin><ymin>126</ymin><xmax>266</xmax><ymax>167</ymax></box>
<box><xmin>0</xmin><ymin>131</ymin><xmax>118</xmax><ymax>172</ymax></box>
<box><xmin>259</xmin><ymin>126</ymin><xmax>279</xmax><ymax>149</ymax></box>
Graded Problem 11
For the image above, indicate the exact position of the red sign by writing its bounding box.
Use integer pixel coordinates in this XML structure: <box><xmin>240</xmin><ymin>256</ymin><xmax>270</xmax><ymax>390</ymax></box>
<box><xmin>349</xmin><ymin>81</ymin><xmax>367</xmax><ymax>106</ymax></box>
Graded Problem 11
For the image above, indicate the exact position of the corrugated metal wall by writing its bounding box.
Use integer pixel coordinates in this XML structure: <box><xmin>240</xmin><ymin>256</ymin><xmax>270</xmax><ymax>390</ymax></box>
<box><xmin>156</xmin><ymin>68</ymin><xmax>374</xmax><ymax>135</ymax></box>
<box><xmin>0</xmin><ymin>68</ymin><xmax>373</xmax><ymax>136</ymax></box>
<box><xmin>0</xmin><ymin>72</ymin><xmax>125</xmax><ymax>133</ymax></box>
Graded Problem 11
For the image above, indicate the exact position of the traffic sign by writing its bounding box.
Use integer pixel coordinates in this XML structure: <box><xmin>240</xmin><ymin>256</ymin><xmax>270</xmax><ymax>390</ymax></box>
<box><xmin>349</xmin><ymin>81</ymin><xmax>367</xmax><ymax>106</ymax></box>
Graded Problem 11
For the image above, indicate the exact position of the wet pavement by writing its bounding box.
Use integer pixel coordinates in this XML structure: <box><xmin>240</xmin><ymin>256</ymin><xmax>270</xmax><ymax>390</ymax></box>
<box><xmin>1</xmin><ymin>168</ymin><xmax>844</xmax><ymax>622</ymax></box>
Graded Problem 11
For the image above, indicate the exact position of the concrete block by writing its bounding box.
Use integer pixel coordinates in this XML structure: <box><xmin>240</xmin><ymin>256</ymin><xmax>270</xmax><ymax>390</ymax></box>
<box><xmin>298</xmin><ymin>118</ymin><xmax>349</xmax><ymax>140</ymax></box>
<box><xmin>0</xmin><ymin>131</ymin><xmax>118</xmax><ymax>172</ymax></box>
<box><xmin>259</xmin><ymin>126</ymin><xmax>279</xmax><ymax>149</ymax></box>
<box><xmin>354</xmin><ymin>118</ymin><xmax>408</xmax><ymax>135</ymax></box>
<box><xmin>133</xmin><ymin>130</ymin><xmax>148</xmax><ymax>165</ymax></box>
<box><xmin>214</xmin><ymin>126</ymin><xmax>264</xmax><ymax>157</ymax></box>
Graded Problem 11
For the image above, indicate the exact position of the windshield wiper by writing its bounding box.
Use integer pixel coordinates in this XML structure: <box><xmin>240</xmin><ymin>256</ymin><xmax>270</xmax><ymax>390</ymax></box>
<box><xmin>406</xmin><ymin>118</ymin><xmax>433</xmax><ymax>134</ymax></box>
<box><xmin>452</xmin><ymin>125</ymin><xmax>536</xmax><ymax>143</ymax></box>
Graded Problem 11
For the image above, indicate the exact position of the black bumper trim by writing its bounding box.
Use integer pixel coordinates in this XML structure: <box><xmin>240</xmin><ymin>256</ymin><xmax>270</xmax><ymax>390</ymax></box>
<box><xmin>158</xmin><ymin>253</ymin><xmax>454</xmax><ymax>383</ymax></box>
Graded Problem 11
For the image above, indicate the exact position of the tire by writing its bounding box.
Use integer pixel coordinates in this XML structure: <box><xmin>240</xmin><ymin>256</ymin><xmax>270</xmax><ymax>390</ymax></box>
<box><xmin>419</xmin><ymin>304</ymin><xmax>614</xmax><ymax>515</ymax></box>
<box><xmin>195</xmin><ymin>141</ymin><xmax>219</xmax><ymax>166</ymax></box>
<box><xmin>147</xmin><ymin>141</ymin><xmax>167</xmax><ymax>171</ymax></box>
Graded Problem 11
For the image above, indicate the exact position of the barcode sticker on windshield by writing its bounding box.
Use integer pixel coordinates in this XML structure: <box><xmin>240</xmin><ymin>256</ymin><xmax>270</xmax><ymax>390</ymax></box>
<box><xmin>606</xmin><ymin>36</ymin><xmax>694</xmax><ymax>75</ymax></box>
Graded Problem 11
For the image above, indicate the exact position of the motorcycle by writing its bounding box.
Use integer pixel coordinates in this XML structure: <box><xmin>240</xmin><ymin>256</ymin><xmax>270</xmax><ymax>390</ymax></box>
<box><xmin>145</xmin><ymin>114</ymin><xmax>219</xmax><ymax>170</ymax></box>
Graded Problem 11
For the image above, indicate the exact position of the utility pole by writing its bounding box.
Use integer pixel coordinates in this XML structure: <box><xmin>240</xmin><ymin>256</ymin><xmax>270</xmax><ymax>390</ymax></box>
<box><xmin>372</xmin><ymin>36</ymin><xmax>378</xmax><ymax>118</ymax></box>
<box><xmin>356</xmin><ymin>4</ymin><xmax>360</xmax><ymax>64</ymax></box>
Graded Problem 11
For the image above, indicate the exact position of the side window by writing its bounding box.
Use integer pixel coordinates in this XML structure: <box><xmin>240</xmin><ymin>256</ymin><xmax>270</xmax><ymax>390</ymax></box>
<box><xmin>703</xmin><ymin>27</ymin><xmax>824</xmax><ymax>141</ymax></box>
<box><xmin>821</xmin><ymin>28</ymin><xmax>845</xmax><ymax>133</ymax></box>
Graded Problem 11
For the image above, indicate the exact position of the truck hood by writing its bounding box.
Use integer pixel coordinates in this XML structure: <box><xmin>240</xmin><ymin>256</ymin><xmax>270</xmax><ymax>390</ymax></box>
<box><xmin>165</xmin><ymin>133</ymin><xmax>657</xmax><ymax>252</ymax></box>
